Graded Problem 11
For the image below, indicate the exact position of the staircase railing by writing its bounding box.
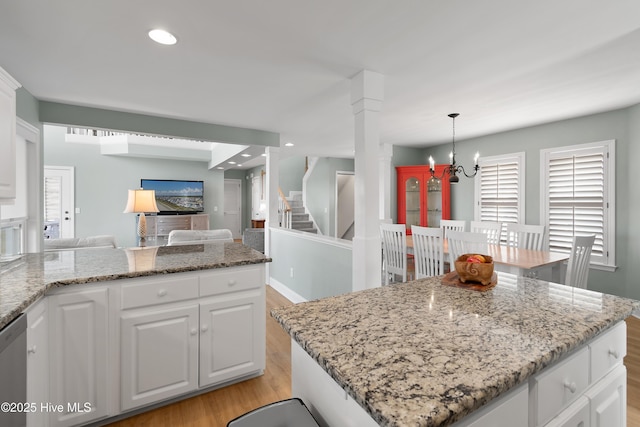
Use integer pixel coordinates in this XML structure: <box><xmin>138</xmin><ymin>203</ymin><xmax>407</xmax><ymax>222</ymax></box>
<box><xmin>278</xmin><ymin>187</ymin><xmax>292</xmax><ymax>229</ymax></box>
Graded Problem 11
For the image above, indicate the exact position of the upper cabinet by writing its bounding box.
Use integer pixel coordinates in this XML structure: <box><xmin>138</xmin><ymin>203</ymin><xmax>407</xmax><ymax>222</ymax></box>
<box><xmin>396</xmin><ymin>165</ymin><xmax>451</xmax><ymax>233</ymax></box>
<box><xmin>0</xmin><ymin>66</ymin><xmax>21</xmax><ymax>201</ymax></box>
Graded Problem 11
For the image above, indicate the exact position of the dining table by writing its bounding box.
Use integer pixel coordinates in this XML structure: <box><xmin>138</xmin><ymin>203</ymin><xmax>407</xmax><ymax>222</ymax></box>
<box><xmin>406</xmin><ymin>235</ymin><xmax>570</xmax><ymax>283</ymax></box>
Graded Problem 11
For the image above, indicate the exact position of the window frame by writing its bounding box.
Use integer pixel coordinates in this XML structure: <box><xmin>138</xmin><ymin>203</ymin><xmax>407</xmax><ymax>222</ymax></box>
<box><xmin>474</xmin><ymin>152</ymin><xmax>526</xmax><ymax>230</ymax></box>
<box><xmin>540</xmin><ymin>140</ymin><xmax>616</xmax><ymax>271</ymax></box>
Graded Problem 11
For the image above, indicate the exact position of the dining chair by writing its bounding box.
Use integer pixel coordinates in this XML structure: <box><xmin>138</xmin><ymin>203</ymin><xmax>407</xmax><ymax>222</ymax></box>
<box><xmin>564</xmin><ymin>235</ymin><xmax>595</xmax><ymax>288</ymax></box>
<box><xmin>411</xmin><ymin>225</ymin><xmax>444</xmax><ymax>278</ymax></box>
<box><xmin>446</xmin><ymin>230</ymin><xmax>488</xmax><ymax>267</ymax></box>
<box><xmin>470</xmin><ymin>221</ymin><xmax>503</xmax><ymax>245</ymax></box>
<box><xmin>505</xmin><ymin>223</ymin><xmax>545</xmax><ymax>250</ymax></box>
<box><xmin>440</xmin><ymin>219</ymin><xmax>466</xmax><ymax>238</ymax></box>
<box><xmin>380</xmin><ymin>223</ymin><xmax>407</xmax><ymax>285</ymax></box>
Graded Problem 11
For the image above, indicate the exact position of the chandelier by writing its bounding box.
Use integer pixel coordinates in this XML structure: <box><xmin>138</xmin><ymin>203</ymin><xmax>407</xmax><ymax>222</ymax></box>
<box><xmin>428</xmin><ymin>113</ymin><xmax>479</xmax><ymax>183</ymax></box>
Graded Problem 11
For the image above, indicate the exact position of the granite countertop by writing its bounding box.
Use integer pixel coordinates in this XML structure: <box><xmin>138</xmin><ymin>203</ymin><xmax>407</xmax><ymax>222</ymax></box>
<box><xmin>0</xmin><ymin>242</ymin><xmax>270</xmax><ymax>330</ymax></box>
<box><xmin>271</xmin><ymin>274</ymin><xmax>640</xmax><ymax>427</ymax></box>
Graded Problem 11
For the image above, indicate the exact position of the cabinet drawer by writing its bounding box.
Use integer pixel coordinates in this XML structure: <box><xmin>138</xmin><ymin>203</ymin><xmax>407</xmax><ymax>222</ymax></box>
<box><xmin>543</xmin><ymin>396</ymin><xmax>589</xmax><ymax>427</ymax></box>
<box><xmin>530</xmin><ymin>346</ymin><xmax>589</xmax><ymax>427</ymax></box>
<box><xmin>589</xmin><ymin>321</ymin><xmax>626</xmax><ymax>383</ymax></box>
<box><xmin>121</xmin><ymin>275</ymin><xmax>199</xmax><ymax>310</ymax></box>
<box><xmin>157</xmin><ymin>224</ymin><xmax>190</xmax><ymax>234</ymax></box>
<box><xmin>199</xmin><ymin>265</ymin><xmax>264</xmax><ymax>297</ymax></box>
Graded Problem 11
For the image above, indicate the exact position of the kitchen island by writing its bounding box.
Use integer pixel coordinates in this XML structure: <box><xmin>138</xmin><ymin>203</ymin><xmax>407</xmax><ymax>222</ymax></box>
<box><xmin>272</xmin><ymin>273</ymin><xmax>639</xmax><ymax>427</ymax></box>
<box><xmin>0</xmin><ymin>243</ymin><xmax>270</xmax><ymax>427</ymax></box>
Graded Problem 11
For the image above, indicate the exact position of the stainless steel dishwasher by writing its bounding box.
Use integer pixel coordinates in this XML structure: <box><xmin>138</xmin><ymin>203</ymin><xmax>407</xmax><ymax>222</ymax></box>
<box><xmin>0</xmin><ymin>313</ymin><xmax>27</xmax><ymax>427</ymax></box>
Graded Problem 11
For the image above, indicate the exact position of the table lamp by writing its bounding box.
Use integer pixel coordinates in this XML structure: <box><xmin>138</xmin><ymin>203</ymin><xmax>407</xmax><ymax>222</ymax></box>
<box><xmin>123</xmin><ymin>189</ymin><xmax>159</xmax><ymax>246</ymax></box>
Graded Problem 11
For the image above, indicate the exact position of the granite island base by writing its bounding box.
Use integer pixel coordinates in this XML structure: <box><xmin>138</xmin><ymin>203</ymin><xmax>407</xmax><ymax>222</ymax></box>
<box><xmin>0</xmin><ymin>243</ymin><xmax>270</xmax><ymax>427</ymax></box>
<box><xmin>272</xmin><ymin>273</ymin><xmax>639</xmax><ymax>427</ymax></box>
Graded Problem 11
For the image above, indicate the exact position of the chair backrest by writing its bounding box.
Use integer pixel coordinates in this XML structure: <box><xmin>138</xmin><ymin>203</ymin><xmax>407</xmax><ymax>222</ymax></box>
<box><xmin>167</xmin><ymin>229</ymin><xmax>233</xmax><ymax>245</ymax></box>
<box><xmin>43</xmin><ymin>235</ymin><xmax>117</xmax><ymax>251</ymax></box>
<box><xmin>565</xmin><ymin>235</ymin><xmax>595</xmax><ymax>288</ymax></box>
<box><xmin>446</xmin><ymin>230</ymin><xmax>488</xmax><ymax>266</ymax></box>
<box><xmin>380</xmin><ymin>223</ymin><xmax>407</xmax><ymax>285</ymax></box>
<box><xmin>505</xmin><ymin>223</ymin><xmax>545</xmax><ymax>250</ymax></box>
<box><xmin>470</xmin><ymin>221</ymin><xmax>503</xmax><ymax>245</ymax></box>
<box><xmin>440</xmin><ymin>220</ymin><xmax>466</xmax><ymax>238</ymax></box>
<box><xmin>411</xmin><ymin>225</ymin><xmax>444</xmax><ymax>278</ymax></box>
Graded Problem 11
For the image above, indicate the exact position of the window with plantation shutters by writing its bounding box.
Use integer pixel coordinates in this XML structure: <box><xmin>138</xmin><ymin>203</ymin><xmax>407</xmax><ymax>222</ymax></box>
<box><xmin>474</xmin><ymin>153</ymin><xmax>525</xmax><ymax>241</ymax></box>
<box><xmin>541</xmin><ymin>140</ymin><xmax>615</xmax><ymax>269</ymax></box>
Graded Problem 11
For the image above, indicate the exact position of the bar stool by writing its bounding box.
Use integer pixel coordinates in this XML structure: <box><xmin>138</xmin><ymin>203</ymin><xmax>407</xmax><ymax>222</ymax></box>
<box><xmin>226</xmin><ymin>398</ymin><xmax>319</xmax><ymax>427</ymax></box>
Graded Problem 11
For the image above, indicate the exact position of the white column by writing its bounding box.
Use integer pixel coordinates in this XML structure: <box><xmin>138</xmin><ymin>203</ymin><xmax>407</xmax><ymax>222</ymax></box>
<box><xmin>265</xmin><ymin>146</ymin><xmax>280</xmax><ymax>282</ymax></box>
<box><xmin>379</xmin><ymin>143</ymin><xmax>393</xmax><ymax>222</ymax></box>
<box><xmin>351</xmin><ymin>70</ymin><xmax>384</xmax><ymax>292</ymax></box>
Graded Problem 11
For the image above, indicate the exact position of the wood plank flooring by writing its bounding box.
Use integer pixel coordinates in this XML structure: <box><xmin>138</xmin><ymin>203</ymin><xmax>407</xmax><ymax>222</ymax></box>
<box><xmin>107</xmin><ymin>288</ymin><xmax>640</xmax><ymax>427</ymax></box>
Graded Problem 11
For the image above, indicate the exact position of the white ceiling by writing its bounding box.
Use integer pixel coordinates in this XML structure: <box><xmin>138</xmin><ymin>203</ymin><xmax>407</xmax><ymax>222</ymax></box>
<box><xmin>1</xmin><ymin>0</ymin><xmax>640</xmax><ymax>167</ymax></box>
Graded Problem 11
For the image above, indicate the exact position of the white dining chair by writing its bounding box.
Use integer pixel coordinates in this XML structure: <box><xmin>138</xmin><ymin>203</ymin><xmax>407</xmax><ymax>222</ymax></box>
<box><xmin>565</xmin><ymin>235</ymin><xmax>595</xmax><ymax>288</ymax></box>
<box><xmin>446</xmin><ymin>230</ymin><xmax>488</xmax><ymax>267</ymax></box>
<box><xmin>411</xmin><ymin>225</ymin><xmax>444</xmax><ymax>278</ymax></box>
<box><xmin>470</xmin><ymin>221</ymin><xmax>503</xmax><ymax>245</ymax></box>
<box><xmin>440</xmin><ymin>219</ymin><xmax>466</xmax><ymax>238</ymax></box>
<box><xmin>505</xmin><ymin>223</ymin><xmax>545</xmax><ymax>250</ymax></box>
<box><xmin>380</xmin><ymin>223</ymin><xmax>408</xmax><ymax>285</ymax></box>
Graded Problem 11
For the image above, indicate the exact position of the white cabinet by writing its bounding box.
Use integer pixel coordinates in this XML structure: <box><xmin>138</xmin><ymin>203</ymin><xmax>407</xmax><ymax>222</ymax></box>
<box><xmin>0</xmin><ymin>66</ymin><xmax>20</xmax><ymax>200</ymax></box>
<box><xmin>544</xmin><ymin>397</ymin><xmax>590</xmax><ymax>427</ymax></box>
<box><xmin>199</xmin><ymin>290</ymin><xmax>264</xmax><ymax>387</ymax></box>
<box><xmin>26</xmin><ymin>298</ymin><xmax>48</xmax><ymax>427</ymax></box>
<box><xmin>48</xmin><ymin>287</ymin><xmax>110</xmax><ymax>427</ymax></box>
<box><xmin>584</xmin><ymin>365</ymin><xmax>626</xmax><ymax>427</ymax></box>
<box><xmin>120</xmin><ymin>304</ymin><xmax>199</xmax><ymax>411</ymax></box>
<box><xmin>118</xmin><ymin>265</ymin><xmax>265</xmax><ymax>412</ymax></box>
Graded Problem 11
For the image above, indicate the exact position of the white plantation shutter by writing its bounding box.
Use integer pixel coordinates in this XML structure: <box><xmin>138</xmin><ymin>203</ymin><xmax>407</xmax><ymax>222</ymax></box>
<box><xmin>542</xmin><ymin>141</ymin><xmax>615</xmax><ymax>268</ymax></box>
<box><xmin>475</xmin><ymin>153</ymin><xmax>524</xmax><ymax>241</ymax></box>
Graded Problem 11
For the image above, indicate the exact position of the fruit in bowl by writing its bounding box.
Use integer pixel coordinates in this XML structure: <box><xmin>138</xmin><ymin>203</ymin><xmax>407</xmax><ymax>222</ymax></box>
<box><xmin>454</xmin><ymin>253</ymin><xmax>494</xmax><ymax>285</ymax></box>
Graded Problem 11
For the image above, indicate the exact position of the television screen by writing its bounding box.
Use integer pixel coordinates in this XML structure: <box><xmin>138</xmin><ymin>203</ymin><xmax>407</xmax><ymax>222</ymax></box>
<box><xmin>140</xmin><ymin>179</ymin><xmax>204</xmax><ymax>214</ymax></box>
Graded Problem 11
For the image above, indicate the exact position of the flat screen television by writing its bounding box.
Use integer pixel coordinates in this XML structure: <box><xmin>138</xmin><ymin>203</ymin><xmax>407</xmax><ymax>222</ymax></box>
<box><xmin>140</xmin><ymin>179</ymin><xmax>204</xmax><ymax>214</ymax></box>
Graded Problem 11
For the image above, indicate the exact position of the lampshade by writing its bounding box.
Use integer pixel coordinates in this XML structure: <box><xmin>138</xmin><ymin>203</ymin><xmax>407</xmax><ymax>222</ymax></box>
<box><xmin>123</xmin><ymin>189</ymin><xmax>160</xmax><ymax>214</ymax></box>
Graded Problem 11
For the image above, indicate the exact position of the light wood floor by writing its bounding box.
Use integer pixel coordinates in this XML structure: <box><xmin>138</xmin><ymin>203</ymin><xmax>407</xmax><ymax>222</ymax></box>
<box><xmin>107</xmin><ymin>289</ymin><xmax>640</xmax><ymax>427</ymax></box>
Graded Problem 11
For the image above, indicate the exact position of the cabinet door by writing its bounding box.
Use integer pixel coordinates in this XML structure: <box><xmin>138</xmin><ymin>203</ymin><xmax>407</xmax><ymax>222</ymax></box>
<box><xmin>396</xmin><ymin>165</ymin><xmax>451</xmax><ymax>232</ymax></box>
<box><xmin>544</xmin><ymin>396</ymin><xmax>590</xmax><ymax>427</ymax></box>
<box><xmin>0</xmin><ymin>69</ymin><xmax>18</xmax><ymax>199</ymax></box>
<box><xmin>26</xmin><ymin>299</ymin><xmax>48</xmax><ymax>427</ymax></box>
<box><xmin>48</xmin><ymin>288</ymin><xmax>109</xmax><ymax>427</ymax></box>
<box><xmin>585</xmin><ymin>365</ymin><xmax>626</xmax><ymax>427</ymax></box>
<box><xmin>199</xmin><ymin>289</ymin><xmax>265</xmax><ymax>387</ymax></box>
<box><xmin>191</xmin><ymin>214</ymin><xmax>209</xmax><ymax>230</ymax></box>
<box><xmin>120</xmin><ymin>304</ymin><xmax>199</xmax><ymax>411</ymax></box>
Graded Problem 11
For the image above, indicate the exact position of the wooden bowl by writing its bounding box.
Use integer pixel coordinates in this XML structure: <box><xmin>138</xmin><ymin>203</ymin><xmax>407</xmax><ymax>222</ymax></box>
<box><xmin>454</xmin><ymin>254</ymin><xmax>494</xmax><ymax>285</ymax></box>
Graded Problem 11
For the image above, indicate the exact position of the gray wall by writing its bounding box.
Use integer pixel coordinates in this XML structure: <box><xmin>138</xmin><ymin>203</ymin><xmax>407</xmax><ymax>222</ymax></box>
<box><xmin>411</xmin><ymin>106</ymin><xmax>637</xmax><ymax>300</ymax></box>
<box><xmin>306</xmin><ymin>157</ymin><xmax>355</xmax><ymax>236</ymax></box>
<box><xmin>43</xmin><ymin>125</ymin><xmax>225</xmax><ymax>248</ymax></box>
<box><xmin>270</xmin><ymin>229</ymin><xmax>352</xmax><ymax>300</ymax></box>
<box><xmin>279</xmin><ymin>156</ymin><xmax>306</xmax><ymax>196</ymax></box>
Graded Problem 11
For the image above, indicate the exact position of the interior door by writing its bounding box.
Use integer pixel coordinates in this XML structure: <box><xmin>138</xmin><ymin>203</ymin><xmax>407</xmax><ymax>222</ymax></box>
<box><xmin>223</xmin><ymin>179</ymin><xmax>241</xmax><ymax>239</ymax></box>
<box><xmin>43</xmin><ymin>166</ymin><xmax>75</xmax><ymax>239</ymax></box>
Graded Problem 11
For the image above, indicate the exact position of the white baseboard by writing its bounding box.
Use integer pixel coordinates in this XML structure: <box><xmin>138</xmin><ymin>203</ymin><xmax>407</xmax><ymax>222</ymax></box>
<box><xmin>269</xmin><ymin>277</ymin><xmax>308</xmax><ymax>303</ymax></box>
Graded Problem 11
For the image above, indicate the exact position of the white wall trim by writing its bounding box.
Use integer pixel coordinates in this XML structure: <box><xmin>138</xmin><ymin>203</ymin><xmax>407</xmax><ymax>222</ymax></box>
<box><xmin>269</xmin><ymin>277</ymin><xmax>308</xmax><ymax>304</ymax></box>
<box><xmin>16</xmin><ymin>117</ymin><xmax>39</xmax><ymax>142</ymax></box>
<box><xmin>270</xmin><ymin>225</ymin><xmax>352</xmax><ymax>250</ymax></box>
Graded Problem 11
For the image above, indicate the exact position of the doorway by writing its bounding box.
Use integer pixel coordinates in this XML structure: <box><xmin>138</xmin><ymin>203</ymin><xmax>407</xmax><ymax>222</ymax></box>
<box><xmin>223</xmin><ymin>179</ymin><xmax>242</xmax><ymax>239</ymax></box>
<box><xmin>43</xmin><ymin>166</ymin><xmax>75</xmax><ymax>239</ymax></box>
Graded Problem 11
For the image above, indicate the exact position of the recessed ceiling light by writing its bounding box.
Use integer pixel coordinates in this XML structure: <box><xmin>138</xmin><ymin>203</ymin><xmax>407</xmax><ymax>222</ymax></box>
<box><xmin>237</xmin><ymin>164</ymin><xmax>243</xmax><ymax>167</ymax></box>
<box><xmin>285</xmin><ymin>142</ymin><xmax>294</xmax><ymax>147</ymax></box>
<box><xmin>148</xmin><ymin>29</ymin><xmax>177</xmax><ymax>45</ymax></box>
<box><xmin>216</xmin><ymin>167</ymin><xmax>224</xmax><ymax>170</ymax></box>
<box><xmin>228</xmin><ymin>161</ymin><xmax>236</xmax><ymax>164</ymax></box>
<box><xmin>241</xmin><ymin>153</ymin><xmax>251</xmax><ymax>157</ymax></box>
<box><xmin>261</xmin><ymin>153</ymin><xmax>267</xmax><ymax>157</ymax></box>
